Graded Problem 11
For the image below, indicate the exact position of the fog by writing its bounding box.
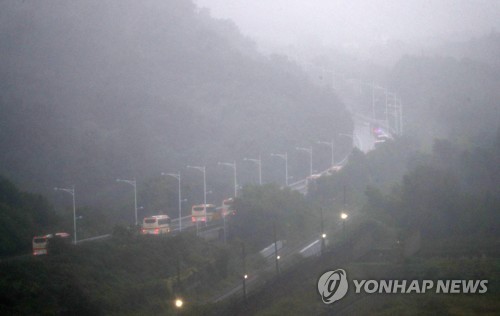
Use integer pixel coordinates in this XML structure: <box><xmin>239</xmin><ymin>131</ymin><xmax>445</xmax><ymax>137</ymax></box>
<box><xmin>196</xmin><ymin>0</ymin><xmax>500</xmax><ymax>58</ymax></box>
<box><xmin>0</xmin><ymin>1</ymin><xmax>499</xmax><ymax>314</ymax></box>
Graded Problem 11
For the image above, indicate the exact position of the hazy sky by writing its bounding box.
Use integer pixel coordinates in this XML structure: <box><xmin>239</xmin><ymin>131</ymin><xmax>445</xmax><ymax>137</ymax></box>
<box><xmin>195</xmin><ymin>0</ymin><xmax>500</xmax><ymax>50</ymax></box>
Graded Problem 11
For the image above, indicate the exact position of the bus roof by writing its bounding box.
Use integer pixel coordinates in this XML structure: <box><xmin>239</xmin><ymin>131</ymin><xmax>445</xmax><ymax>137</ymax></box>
<box><xmin>146</xmin><ymin>215</ymin><xmax>170</xmax><ymax>219</ymax></box>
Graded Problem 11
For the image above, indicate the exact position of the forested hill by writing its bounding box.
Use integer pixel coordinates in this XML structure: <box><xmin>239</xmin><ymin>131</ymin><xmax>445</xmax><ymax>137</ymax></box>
<box><xmin>0</xmin><ymin>0</ymin><xmax>351</xmax><ymax>204</ymax></box>
<box><xmin>0</xmin><ymin>176</ymin><xmax>59</xmax><ymax>256</ymax></box>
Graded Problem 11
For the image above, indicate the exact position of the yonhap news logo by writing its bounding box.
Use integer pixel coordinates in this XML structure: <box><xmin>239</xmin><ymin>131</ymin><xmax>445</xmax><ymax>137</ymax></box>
<box><xmin>317</xmin><ymin>269</ymin><xmax>349</xmax><ymax>304</ymax></box>
<box><xmin>317</xmin><ymin>268</ymin><xmax>488</xmax><ymax>304</ymax></box>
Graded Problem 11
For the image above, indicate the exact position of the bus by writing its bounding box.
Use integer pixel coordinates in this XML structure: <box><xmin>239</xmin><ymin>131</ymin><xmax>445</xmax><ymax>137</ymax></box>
<box><xmin>32</xmin><ymin>232</ymin><xmax>71</xmax><ymax>256</ymax></box>
<box><xmin>221</xmin><ymin>198</ymin><xmax>236</xmax><ymax>217</ymax></box>
<box><xmin>141</xmin><ymin>215</ymin><xmax>171</xmax><ymax>235</ymax></box>
<box><xmin>191</xmin><ymin>204</ymin><xmax>217</xmax><ymax>222</ymax></box>
<box><xmin>32</xmin><ymin>234</ymin><xmax>51</xmax><ymax>256</ymax></box>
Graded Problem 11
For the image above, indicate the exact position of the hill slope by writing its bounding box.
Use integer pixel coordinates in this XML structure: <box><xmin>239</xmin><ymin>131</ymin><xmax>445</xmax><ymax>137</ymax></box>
<box><xmin>0</xmin><ymin>0</ymin><xmax>351</xmax><ymax>205</ymax></box>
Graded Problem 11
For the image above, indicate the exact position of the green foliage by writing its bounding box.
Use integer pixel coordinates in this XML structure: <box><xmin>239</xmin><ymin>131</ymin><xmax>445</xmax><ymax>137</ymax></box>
<box><xmin>0</xmin><ymin>176</ymin><xmax>60</xmax><ymax>256</ymax></box>
<box><xmin>390</xmin><ymin>55</ymin><xmax>500</xmax><ymax>147</ymax></box>
<box><xmin>231</xmin><ymin>184</ymin><xmax>318</xmax><ymax>251</ymax></box>
<box><xmin>0</xmin><ymin>233</ymin><xmax>235</xmax><ymax>315</ymax></box>
<box><xmin>309</xmin><ymin>137</ymin><xmax>420</xmax><ymax>211</ymax></box>
<box><xmin>360</xmin><ymin>138</ymin><xmax>500</xmax><ymax>241</ymax></box>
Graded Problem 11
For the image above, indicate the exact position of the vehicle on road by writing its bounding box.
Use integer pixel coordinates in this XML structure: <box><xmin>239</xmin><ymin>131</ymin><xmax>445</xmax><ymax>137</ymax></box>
<box><xmin>32</xmin><ymin>232</ymin><xmax>70</xmax><ymax>255</ymax></box>
<box><xmin>191</xmin><ymin>204</ymin><xmax>217</xmax><ymax>222</ymax></box>
<box><xmin>221</xmin><ymin>198</ymin><xmax>236</xmax><ymax>217</ymax></box>
<box><xmin>141</xmin><ymin>215</ymin><xmax>171</xmax><ymax>235</ymax></box>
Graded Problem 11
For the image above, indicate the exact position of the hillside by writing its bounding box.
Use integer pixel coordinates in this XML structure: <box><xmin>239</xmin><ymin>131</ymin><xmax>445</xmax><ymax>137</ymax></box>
<box><xmin>0</xmin><ymin>176</ymin><xmax>59</xmax><ymax>256</ymax></box>
<box><xmin>0</xmin><ymin>0</ymin><xmax>351</xmax><ymax>207</ymax></box>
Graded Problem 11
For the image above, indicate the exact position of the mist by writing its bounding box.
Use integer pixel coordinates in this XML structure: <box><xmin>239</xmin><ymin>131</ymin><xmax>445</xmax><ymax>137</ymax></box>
<box><xmin>196</xmin><ymin>0</ymin><xmax>500</xmax><ymax>60</ymax></box>
<box><xmin>0</xmin><ymin>1</ymin><xmax>499</xmax><ymax>315</ymax></box>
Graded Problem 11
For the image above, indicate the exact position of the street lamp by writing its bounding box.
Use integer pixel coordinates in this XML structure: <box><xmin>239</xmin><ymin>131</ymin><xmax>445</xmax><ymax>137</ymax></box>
<box><xmin>317</xmin><ymin>140</ymin><xmax>335</xmax><ymax>167</ymax></box>
<box><xmin>218</xmin><ymin>161</ymin><xmax>238</xmax><ymax>197</ymax></box>
<box><xmin>175</xmin><ymin>298</ymin><xmax>183</xmax><ymax>308</ymax></box>
<box><xmin>162</xmin><ymin>172</ymin><xmax>182</xmax><ymax>232</ymax></box>
<box><xmin>270</xmin><ymin>152</ymin><xmax>288</xmax><ymax>186</ymax></box>
<box><xmin>186</xmin><ymin>166</ymin><xmax>206</xmax><ymax>206</ymax></box>
<box><xmin>243</xmin><ymin>155</ymin><xmax>262</xmax><ymax>185</ymax></box>
<box><xmin>54</xmin><ymin>186</ymin><xmax>77</xmax><ymax>244</ymax></box>
<box><xmin>116</xmin><ymin>178</ymin><xmax>138</xmax><ymax>226</ymax></box>
<box><xmin>296</xmin><ymin>146</ymin><xmax>313</xmax><ymax>177</ymax></box>
<box><xmin>341</xmin><ymin>212</ymin><xmax>348</xmax><ymax>241</ymax></box>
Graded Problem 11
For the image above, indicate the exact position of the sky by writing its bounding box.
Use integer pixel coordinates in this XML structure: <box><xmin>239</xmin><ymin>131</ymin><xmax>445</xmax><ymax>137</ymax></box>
<box><xmin>195</xmin><ymin>0</ymin><xmax>500</xmax><ymax>51</ymax></box>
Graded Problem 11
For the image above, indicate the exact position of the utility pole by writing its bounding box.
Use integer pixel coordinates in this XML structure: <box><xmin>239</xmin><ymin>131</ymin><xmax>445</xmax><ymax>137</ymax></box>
<box><xmin>242</xmin><ymin>243</ymin><xmax>247</xmax><ymax>302</ymax></box>
<box><xmin>274</xmin><ymin>222</ymin><xmax>280</xmax><ymax>276</ymax></box>
<box><xmin>320</xmin><ymin>207</ymin><xmax>325</xmax><ymax>256</ymax></box>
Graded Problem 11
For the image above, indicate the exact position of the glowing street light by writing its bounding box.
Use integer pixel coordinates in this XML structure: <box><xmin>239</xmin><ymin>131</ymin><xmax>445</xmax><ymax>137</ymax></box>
<box><xmin>341</xmin><ymin>212</ymin><xmax>348</xmax><ymax>241</ymax></box>
<box><xmin>175</xmin><ymin>298</ymin><xmax>183</xmax><ymax>308</ymax></box>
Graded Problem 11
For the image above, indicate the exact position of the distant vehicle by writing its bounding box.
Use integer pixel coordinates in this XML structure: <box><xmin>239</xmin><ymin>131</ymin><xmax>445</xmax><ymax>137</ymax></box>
<box><xmin>32</xmin><ymin>235</ymin><xmax>50</xmax><ymax>256</ymax></box>
<box><xmin>307</xmin><ymin>173</ymin><xmax>322</xmax><ymax>181</ymax></box>
<box><xmin>221</xmin><ymin>198</ymin><xmax>236</xmax><ymax>217</ymax></box>
<box><xmin>32</xmin><ymin>232</ymin><xmax>71</xmax><ymax>256</ymax></box>
<box><xmin>374</xmin><ymin>139</ymin><xmax>387</xmax><ymax>148</ymax></box>
<box><xmin>327</xmin><ymin>165</ymin><xmax>343</xmax><ymax>174</ymax></box>
<box><xmin>371</xmin><ymin>124</ymin><xmax>384</xmax><ymax>137</ymax></box>
<box><xmin>191</xmin><ymin>204</ymin><xmax>217</xmax><ymax>222</ymax></box>
<box><xmin>141</xmin><ymin>215</ymin><xmax>171</xmax><ymax>235</ymax></box>
<box><xmin>376</xmin><ymin>133</ymin><xmax>392</xmax><ymax>140</ymax></box>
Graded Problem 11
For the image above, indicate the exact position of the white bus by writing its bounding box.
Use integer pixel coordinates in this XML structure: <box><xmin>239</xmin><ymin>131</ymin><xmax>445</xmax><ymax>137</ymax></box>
<box><xmin>141</xmin><ymin>215</ymin><xmax>171</xmax><ymax>235</ymax></box>
<box><xmin>32</xmin><ymin>234</ymin><xmax>51</xmax><ymax>256</ymax></box>
<box><xmin>32</xmin><ymin>232</ymin><xmax>70</xmax><ymax>255</ymax></box>
<box><xmin>221</xmin><ymin>198</ymin><xmax>235</xmax><ymax>217</ymax></box>
<box><xmin>191</xmin><ymin>204</ymin><xmax>217</xmax><ymax>222</ymax></box>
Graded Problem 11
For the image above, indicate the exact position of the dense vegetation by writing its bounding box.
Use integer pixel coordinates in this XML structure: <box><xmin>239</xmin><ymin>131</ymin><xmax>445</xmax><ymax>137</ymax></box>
<box><xmin>390</xmin><ymin>55</ymin><xmax>500</xmax><ymax>147</ymax></box>
<box><xmin>0</xmin><ymin>0</ymin><xmax>499</xmax><ymax>314</ymax></box>
<box><xmin>0</xmin><ymin>176</ymin><xmax>59</xmax><ymax>256</ymax></box>
<box><xmin>230</xmin><ymin>184</ymin><xmax>320</xmax><ymax>251</ymax></box>
<box><xmin>0</xmin><ymin>180</ymin><xmax>324</xmax><ymax>315</ymax></box>
<box><xmin>0</xmin><ymin>234</ymin><xmax>234</xmax><ymax>315</ymax></box>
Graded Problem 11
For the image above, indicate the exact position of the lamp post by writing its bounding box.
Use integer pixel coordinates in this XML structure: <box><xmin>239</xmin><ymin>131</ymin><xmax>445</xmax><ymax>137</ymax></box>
<box><xmin>341</xmin><ymin>212</ymin><xmax>348</xmax><ymax>240</ymax></box>
<box><xmin>270</xmin><ymin>152</ymin><xmax>288</xmax><ymax>186</ymax></box>
<box><xmin>54</xmin><ymin>186</ymin><xmax>77</xmax><ymax>244</ymax></box>
<box><xmin>186</xmin><ymin>166</ymin><xmax>206</xmax><ymax>206</ymax></box>
<box><xmin>320</xmin><ymin>207</ymin><xmax>326</xmax><ymax>256</ymax></box>
<box><xmin>296</xmin><ymin>146</ymin><xmax>313</xmax><ymax>177</ymax></box>
<box><xmin>116</xmin><ymin>178</ymin><xmax>138</xmax><ymax>226</ymax></box>
<box><xmin>218</xmin><ymin>161</ymin><xmax>238</xmax><ymax>197</ymax></box>
<box><xmin>317</xmin><ymin>140</ymin><xmax>335</xmax><ymax>167</ymax></box>
<box><xmin>162</xmin><ymin>172</ymin><xmax>182</xmax><ymax>232</ymax></box>
<box><xmin>243</xmin><ymin>155</ymin><xmax>262</xmax><ymax>185</ymax></box>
